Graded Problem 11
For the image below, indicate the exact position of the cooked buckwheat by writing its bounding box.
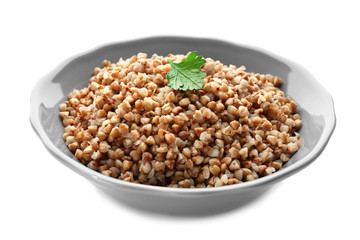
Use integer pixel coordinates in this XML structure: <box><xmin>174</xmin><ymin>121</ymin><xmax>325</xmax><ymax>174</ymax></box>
<box><xmin>59</xmin><ymin>52</ymin><xmax>302</xmax><ymax>188</ymax></box>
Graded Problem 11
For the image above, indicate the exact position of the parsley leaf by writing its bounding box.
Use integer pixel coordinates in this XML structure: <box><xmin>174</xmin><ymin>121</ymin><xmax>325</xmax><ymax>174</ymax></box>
<box><xmin>166</xmin><ymin>52</ymin><xmax>206</xmax><ymax>91</ymax></box>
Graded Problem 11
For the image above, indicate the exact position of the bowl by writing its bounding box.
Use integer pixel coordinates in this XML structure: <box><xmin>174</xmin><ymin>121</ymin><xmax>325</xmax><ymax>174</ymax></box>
<box><xmin>30</xmin><ymin>36</ymin><xmax>336</xmax><ymax>215</ymax></box>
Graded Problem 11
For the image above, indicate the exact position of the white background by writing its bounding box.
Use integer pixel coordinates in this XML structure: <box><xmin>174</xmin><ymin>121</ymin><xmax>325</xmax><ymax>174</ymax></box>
<box><xmin>1</xmin><ymin>0</ymin><xmax>359</xmax><ymax>239</ymax></box>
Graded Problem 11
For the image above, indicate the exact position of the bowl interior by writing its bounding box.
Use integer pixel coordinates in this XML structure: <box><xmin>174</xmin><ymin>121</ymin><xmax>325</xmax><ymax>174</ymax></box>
<box><xmin>35</xmin><ymin>37</ymin><xmax>334</xmax><ymax>178</ymax></box>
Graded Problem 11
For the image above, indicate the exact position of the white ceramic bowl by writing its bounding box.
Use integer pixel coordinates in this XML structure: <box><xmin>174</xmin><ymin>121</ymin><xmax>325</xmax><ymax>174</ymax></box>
<box><xmin>30</xmin><ymin>36</ymin><xmax>336</xmax><ymax>215</ymax></box>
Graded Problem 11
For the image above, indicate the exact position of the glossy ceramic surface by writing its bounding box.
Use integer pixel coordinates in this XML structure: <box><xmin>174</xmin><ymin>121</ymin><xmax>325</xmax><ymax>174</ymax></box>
<box><xmin>30</xmin><ymin>36</ymin><xmax>336</xmax><ymax>215</ymax></box>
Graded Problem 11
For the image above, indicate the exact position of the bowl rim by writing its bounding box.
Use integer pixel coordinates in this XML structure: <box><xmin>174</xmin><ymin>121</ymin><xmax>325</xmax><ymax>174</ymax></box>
<box><xmin>30</xmin><ymin>36</ymin><xmax>336</xmax><ymax>194</ymax></box>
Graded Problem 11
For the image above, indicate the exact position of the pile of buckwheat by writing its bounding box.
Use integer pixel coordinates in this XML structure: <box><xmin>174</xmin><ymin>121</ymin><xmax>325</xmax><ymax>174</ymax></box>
<box><xmin>59</xmin><ymin>52</ymin><xmax>302</xmax><ymax>188</ymax></box>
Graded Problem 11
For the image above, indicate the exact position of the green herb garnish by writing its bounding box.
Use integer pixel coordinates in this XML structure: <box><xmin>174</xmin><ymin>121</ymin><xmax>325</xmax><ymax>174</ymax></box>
<box><xmin>166</xmin><ymin>51</ymin><xmax>206</xmax><ymax>91</ymax></box>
